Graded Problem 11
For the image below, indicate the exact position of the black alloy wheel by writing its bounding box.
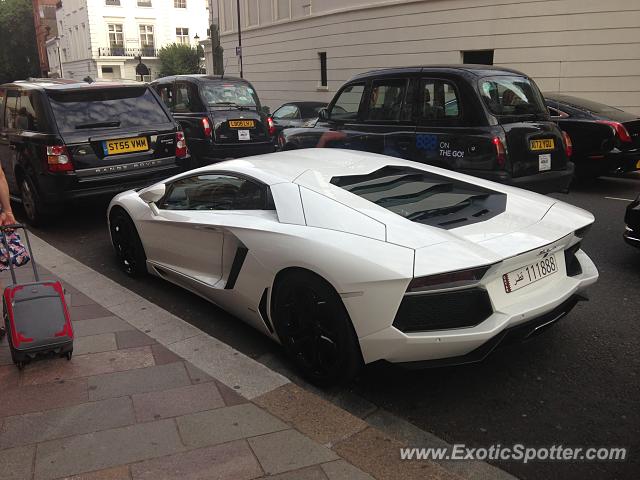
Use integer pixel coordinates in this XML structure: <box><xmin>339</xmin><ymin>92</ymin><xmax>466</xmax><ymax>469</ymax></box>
<box><xmin>109</xmin><ymin>209</ymin><xmax>147</xmax><ymax>277</ymax></box>
<box><xmin>20</xmin><ymin>177</ymin><xmax>43</xmax><ymax>226</ymax></box>
<box><xmin>272</xmin><ymin>270</ymin><xmax>362</xmax><ymax>386</ymax></box>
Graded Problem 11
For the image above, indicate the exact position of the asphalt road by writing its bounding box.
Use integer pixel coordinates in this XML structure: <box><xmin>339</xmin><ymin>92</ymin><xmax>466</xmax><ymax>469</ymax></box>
<box><xmin>20</xmin><ymin>175</ymin><xmax>640</xmax><ymax>480</ymax></box>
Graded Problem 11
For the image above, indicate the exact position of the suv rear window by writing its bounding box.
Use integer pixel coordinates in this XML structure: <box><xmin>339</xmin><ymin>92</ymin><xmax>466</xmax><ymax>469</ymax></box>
<box><xmin>331</xmin><ymin>165</ymin><xmax>506</xmax><ymax>229</ymax></box>
<box><xmin>47</xmin><ymin>87</ymin><xmax>171</xmax><ymax>133</ymax></box>
<box><xmin>479</xmin><ymin>76</ymin><xmax>547</xmax><ymax>117</ymax></box>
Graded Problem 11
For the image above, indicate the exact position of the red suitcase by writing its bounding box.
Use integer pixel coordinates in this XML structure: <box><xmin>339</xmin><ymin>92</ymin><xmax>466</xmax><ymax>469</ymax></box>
<box><xmin>0</xmin><ymin>224</ymin><xmax>73</xmax><ymax>369</ymax></box>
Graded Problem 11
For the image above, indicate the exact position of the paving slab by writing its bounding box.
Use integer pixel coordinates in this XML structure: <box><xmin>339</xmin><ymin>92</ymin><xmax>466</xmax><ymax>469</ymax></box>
<box><xmin>320</xmin><ymin>460</ymin><xmax>375</xmax><ymax>480</ymax></box>
<box><xmin>115</xmin><ymin>330</ymin><xmax>157</xmax><ymax>350</ymax></box>
<box><xmin>73</xmin><ymin>317</ymin><xmax>136</xmax><ymax>337</ymax></box>
<box><xmin>21</xmin><ymin>346</ymin><xmax>155</xmax><ymax>386</ymax></box>
<box><xmin>71</xmin><ymin>303</ymin><xmax>115</xmax><ymax>321</ymax></box>
<box><xmin>184</xmin><ymin>362</ymin><xmax>214</xmax><ymax>384</ymax></box>
<box><xmin>255</xmin><ymin>383</ymin><xmax>367</xmax><ymax>446</ymax></box>
<box><xmin>34</xmin><ymin>419</ymin><xmax>185</xmax><ymax>480</ymax></box>
<box><xmin>132</xmin><ymin>382</ymin><xmax>225</xmax><ymax>422</ymax></box>
<box><xmin>0</xmin><ymin>444</ymin><xmax>35</xmax><ymax>480</ymax></box>
<box><xmin>247</xmin><ymin>429</ymin><xmax>339</xmax><ymax>475</ymax></box>
<box><xmin>0</xmin><ymin>363</ymin><xmax>19</xmax><ymax>387</ymax></box>
<box><xmin>130</xmin><ymin>440</ymin><xmax>263</xmax><ymax>480</ymax></box>
<box><xmin>150</xmin><ymin>344</ymin><xmax>182</xmax><ymax>365</ymax></box>
<box><xmin>333</xmin><ymin>427</ymin><xmax>461</xmax><ymax>480</ymax></box>
<box><xmin>257</xmin><ymin>466</ymin><xmax>328</xmax><ymax>480</ymax></box>
<box><xmin>215</xmin><ymin>380</ymin><xmax>248</xmax><ymax>407</ymax></box>
<box><xmin>88</xmin><ymin>362</ymin><xmax>191</xmax><ymax>401</ymax></box>
<box><xmin>176</xmin><ymin>403</ymin><xmax>288</xmax><ymax>448</ymax></box>
<box><xmin>0</xmin><ymin>397</ymin><xmax>134</xmax><ymax>449</ymax></box>
<box><xmin>0</xmin><ymin>378</ymin><xmax>88</xmax><ymax>418</ymax></box>
<box><xmin>0</xmin><ymin>345</ymin><xmax>12</xmax><ymax>366</ymax></box>
<box><xmin>61</xmin><ymin>465</ymin><xmax>132</xmax><ymax>479</ymax></box>
<box><xmin>68</xmin><ymin>291</ymin><xmax>98</xmax><ymax>307</ymax></box>
<box><xmin>74</xmin><ymin>333</ymin><xmax>118</xmax><ymax>356</ymax></box>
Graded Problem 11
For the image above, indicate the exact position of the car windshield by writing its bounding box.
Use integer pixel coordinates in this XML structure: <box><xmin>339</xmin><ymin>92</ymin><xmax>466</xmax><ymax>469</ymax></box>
<box><xmin>479</xmin><ymin>76</ymin><xmax>547</xmax><ymax>117</ymax></box>
<box><xmin>331</xmin><ymin>166</ymin><xmax>506</xmax><ymax>229</ymax></box>
<box><xmin>201</xmin><ymin>82</ymin><xmax>259</xmax><ymax>107</ymax></box>
<box><xmin>47</xmin><ymin>87</ymin><xmax>170</xmax><ymax>132</ymax></box>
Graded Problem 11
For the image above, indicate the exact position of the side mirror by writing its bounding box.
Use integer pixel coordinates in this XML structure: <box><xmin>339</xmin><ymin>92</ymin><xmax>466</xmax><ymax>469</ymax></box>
<box><xmin>318</xmin><ymin>108</ymin><xmax>328</xmax><ymax>121</ymax></box>
<box><xmin>139</xmin><ymin>184</ymin><xmax>166</xmax><ymax>204</ymax></box>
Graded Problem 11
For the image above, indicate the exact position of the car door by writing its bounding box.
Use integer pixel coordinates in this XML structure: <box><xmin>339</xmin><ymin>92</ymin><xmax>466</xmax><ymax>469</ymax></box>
<box><xmin>138</xmin><ymin>172</ymin><xmax>274</xmax><ymax>300</ymax></box>
<box><xmin>0</xmin><ymin>88</ymin><xmax>9</xmax><ymax>186</ymax></box>
<box><xmin>172</xmin><ymin>80</ymin><xmax>207</xmax><ymax>155</ymax></box>
<box><xmin>320</xmin><ymin>82</ymin><xmax>370</xmax><ymax>149</ymax></box>
<box><xmin>0</xmin><ymin>89</ymin><xmax>20</xmax><ymax>193</ymax></box>
<box><xmin>353</xmin><ymin>76</ymin><xmax>417</xmax><ymax>159</ymax></box>
<box><xmin>413</xmin><ymin>77</ymin><xmax>496</xmax><ymax>174</ymax></box>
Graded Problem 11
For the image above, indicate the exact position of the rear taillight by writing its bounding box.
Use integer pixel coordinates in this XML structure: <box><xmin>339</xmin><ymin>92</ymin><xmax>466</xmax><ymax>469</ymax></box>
<box><xmin>46</xmin><ymin>145</ymin><xmax>74</xmax><ymax>172</ymax></box>
<box><xmin>597</xmin><ymin>120</ymin><xmax>632</xmax><ymax>143</ymax></box>
<box><xmin>406</xmin><ymin>266</ymin><xmax>491</xmax><ymax>293</ymax></box>
<box><xmin>561</xmin><ymin>130</ymin><xmax>573</xmax><ymax>158</ymax></box>
<box><xmin>267</xmin><ymin>116</ymin><xmax>276</xmax><ymax>136</ymax></box>
<box><xmin>175</xmin><ymin>131</ymin><xmax>188</xmax><ymax>158</ymax></box>
<box><xmin>492</xmin><ymin>137</ymin><xmax>506</xmax><ymax>167</ymax></box>
<box><xmin>201</xmin><ymin>117</ymin><xmax>212</xmax><ymax>137</ymax></box>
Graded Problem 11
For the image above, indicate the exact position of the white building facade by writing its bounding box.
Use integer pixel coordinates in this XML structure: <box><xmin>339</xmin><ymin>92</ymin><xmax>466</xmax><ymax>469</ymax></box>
<box><xmin>209</xmin><ymin>0</ymin><xmax>640</xmax><ymax>115</ymax></box>
<box><xmin>47</xmin><ymin>0</ymin><xmax>210</xmax><ymax>81</ymax></box>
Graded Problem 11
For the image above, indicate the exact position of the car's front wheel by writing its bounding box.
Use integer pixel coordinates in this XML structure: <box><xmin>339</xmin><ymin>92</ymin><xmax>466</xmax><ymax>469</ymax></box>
<box><xmin>272</xmin><ymin>270</ymin><xmax>363</xmax><ymax>386</ymax></box>
<box><xmin>109</xmin><ymin>209</ymin><xmax>147</xmax><ymax>277</ymax></box>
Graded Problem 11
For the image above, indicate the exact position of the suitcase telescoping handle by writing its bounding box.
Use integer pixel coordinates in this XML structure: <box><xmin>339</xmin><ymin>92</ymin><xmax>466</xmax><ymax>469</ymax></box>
<box><xmin>0</xmin><ymin>223</ymin><xmax>40</xmax><ymax>285</ymax></box>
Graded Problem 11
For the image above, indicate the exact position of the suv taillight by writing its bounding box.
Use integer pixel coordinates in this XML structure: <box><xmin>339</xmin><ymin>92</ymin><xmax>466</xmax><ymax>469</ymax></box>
<box><xmin>562</xmin><ymin>130</ymin><xmax>573</xmax><ymax>158</ymax></box>
<box><xmin>176</xmin><ymin>131</ymin><xmax>188</xmax><ymax>158</ymax></box>
<box><xmin>46</xmin><ymin>145</ymin><xmax>74</xmax><ymax>172</ymax></box>
<box><xmin>201</xmin><ymin>117</ymin><xmax>212</xmax><ymax>137</ymax></box>
<box><xmin>597</xmin><ymin>120</ymin><xmax>632</xmax><ymax>143</ymax></box>
<box><xmin>267</xmin><ymin>116</ymin><xmax>276</xmax><ymax>136</ymax></box>
<box><xmin>492</xmin><ymin>137</ymin><xmax>506</xmax><ymax>167</ymax></box>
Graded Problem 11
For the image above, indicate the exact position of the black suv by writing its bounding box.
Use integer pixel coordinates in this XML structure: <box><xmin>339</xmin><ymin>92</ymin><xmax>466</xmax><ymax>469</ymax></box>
<box><xmin>151</xmin><ymin>75</ymin><xmax>274</xmax><ymax>165</ymax></box>
<box><xmin>279</xmin><ymin>65</ymin><xmax>575</xmax><ymax>193</ymax></box>
<box><xmin>0</xmin><ymin>79</ymin><xmax>190</xmax><ymax>224</ymax></box>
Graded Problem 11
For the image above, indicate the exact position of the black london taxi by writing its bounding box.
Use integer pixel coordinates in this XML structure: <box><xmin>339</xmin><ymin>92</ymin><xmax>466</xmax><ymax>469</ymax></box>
<box><xmin>151</xmin><ymin>75</ymin><xmax>275</xmax><ymax>166</ymax></box>
<box><xmin>279</xmin><ymin>65</ymin><xmax>575</xmax><ymax>193</ymax></box>
<box><xmin>0</xmin><ymin>78</ymin><xmax>190</xmax><ymax>225</ymax></box>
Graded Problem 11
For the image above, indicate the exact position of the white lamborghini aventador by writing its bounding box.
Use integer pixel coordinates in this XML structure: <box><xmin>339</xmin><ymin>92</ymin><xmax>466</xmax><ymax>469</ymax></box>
<box><xmin>108</xmin><ymin>149</ymin><xmax>598</xmax><ymax>385</ymax></box>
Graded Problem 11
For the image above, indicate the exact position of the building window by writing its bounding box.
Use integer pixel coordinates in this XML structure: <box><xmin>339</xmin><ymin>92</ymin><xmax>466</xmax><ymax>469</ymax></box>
<box><xmin>246</xmin><ymin>0</ymin><xmax>258</xmax><ymax>26</ymax></box>
<box><xmin>275</xmin><ymin>0</ymin><xmax>290</xmax><ymax>20</ymax></box>
<box><xmin>174</xmin><ymin>0</ymin><xmax>186</xmax><ymax>8</ymax></box>
<box><xmin>105</xmin><ymin>0</ymin><xmax>120</xmax><ymax>5</ymax></box>
<box><xmin>318</xmin><ymin>51</ymin><xmax>327</xmax><ymax>87</ymax></box>
<box><xmin>139</xmin><ymin>25</ymin><xmax>155</xmax><ymax>54</ymax></box>
<box><xmin>176</xmin><ymin>27</ymin><xmax>189</xmax><ymax>44</ymax></box>
<box><xmin>138</xmin><ymin>0</ymin><xmax>152</xmax><ymax>6</ymax></box>
<box><xmin>108</xmin><ymin>24</ymin><xmax>124</xmax><ymax>47</ymax></box>
<box><xmin>462</xmin><ymin>50</ymin><xmax>494</xmax><ymax>65</ymax></box>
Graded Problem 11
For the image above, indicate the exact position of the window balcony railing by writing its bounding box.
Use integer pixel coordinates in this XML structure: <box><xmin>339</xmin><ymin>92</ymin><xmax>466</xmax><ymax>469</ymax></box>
<box><xmin>105</xmin><ymin>0</ymin><xmax>121</xmax><ymax>5</ymax></box>
<box><xmin>98</xmin><ymin>46</ymin><xmax>158</xmax><ymax>57</ymax></box>
<box><xmin>137</xmin><ymin>0</ymin><xmax>152</xmax><ymax>6</ymax></box>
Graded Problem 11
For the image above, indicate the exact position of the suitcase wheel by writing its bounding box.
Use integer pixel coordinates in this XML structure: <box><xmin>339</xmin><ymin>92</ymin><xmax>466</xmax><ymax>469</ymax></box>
<box><xmin>16</xmin><ymin>360</ymin><xmax>25</xmax><ymax>370</ymax></box>
<box><xmin>65</xmin><ymin>351</ymin><xmax>72</xmax><ymax>361</ymax></box>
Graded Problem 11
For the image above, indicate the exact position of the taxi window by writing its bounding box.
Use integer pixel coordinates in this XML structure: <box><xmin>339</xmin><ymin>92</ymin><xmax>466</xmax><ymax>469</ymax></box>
<box><xmin>366</xmin><ymin>79</ymin><xmax>408</xmax><ymax>122</ymax></box>
<box><xmin>420</xmin><ymin>79</ymin><xmax>460</xmax><ymax>121</ymax></box>
<box><xmin>330</xmin><ymin>83</ymin><xmax>364</xmax><ymax>122</ymax></box>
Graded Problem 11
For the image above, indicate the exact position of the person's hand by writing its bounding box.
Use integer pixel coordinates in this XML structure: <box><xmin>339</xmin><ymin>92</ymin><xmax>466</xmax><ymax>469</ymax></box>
<box><xmin>0</xmin><ymin>211</ymin><xmax>16</xmax><ymax>227</ymax></box>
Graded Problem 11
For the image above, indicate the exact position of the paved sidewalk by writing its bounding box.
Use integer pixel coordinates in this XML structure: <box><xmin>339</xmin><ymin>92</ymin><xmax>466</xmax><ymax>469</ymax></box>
<box><xmin>0</xmin><ymin>251</ymin><xmax>461</xmax><ymax>479</ymax></box>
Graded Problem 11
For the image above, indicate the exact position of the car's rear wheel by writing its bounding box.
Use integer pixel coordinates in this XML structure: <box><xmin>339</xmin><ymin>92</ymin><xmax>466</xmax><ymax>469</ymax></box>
<box><xmin>20</xmin><ymin>177</ymin><xmax>45</xmax><ymax>226</ymax></box>
<box><xmin>109</xmin><ymin>209</ymin><xmax>147</xmax><ymax>277</ymax></box>
<box><xmin>272</xmin><ymin>270</ymin><xmax>362</xmax><ymax>386</ymax></box>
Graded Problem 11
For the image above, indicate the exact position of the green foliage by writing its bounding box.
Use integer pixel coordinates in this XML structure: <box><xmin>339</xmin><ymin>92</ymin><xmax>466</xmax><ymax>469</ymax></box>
<box><xmin>157</xmin><ymin>43</ymin><xmax>201</xmax><ymax>77</ymax></box>
<box><xmin>0</xmin><ymin>0</ymin><xmax>40</xmax><ymax>83</ymax></box>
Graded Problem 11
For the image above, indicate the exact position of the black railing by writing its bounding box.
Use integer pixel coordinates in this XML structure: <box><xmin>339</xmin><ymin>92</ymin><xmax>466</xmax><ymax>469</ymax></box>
<box><xmin>98</xmin><ymin>46</ymin><xmax>158</xmax><ymax>57</ymax></box>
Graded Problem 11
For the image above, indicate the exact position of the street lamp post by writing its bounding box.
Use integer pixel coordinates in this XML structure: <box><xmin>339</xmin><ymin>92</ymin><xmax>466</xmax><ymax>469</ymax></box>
<box><xmin>236</xmin><ymin>0</ymin><xmax>243</xmax><ymax>78</ymax></box>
